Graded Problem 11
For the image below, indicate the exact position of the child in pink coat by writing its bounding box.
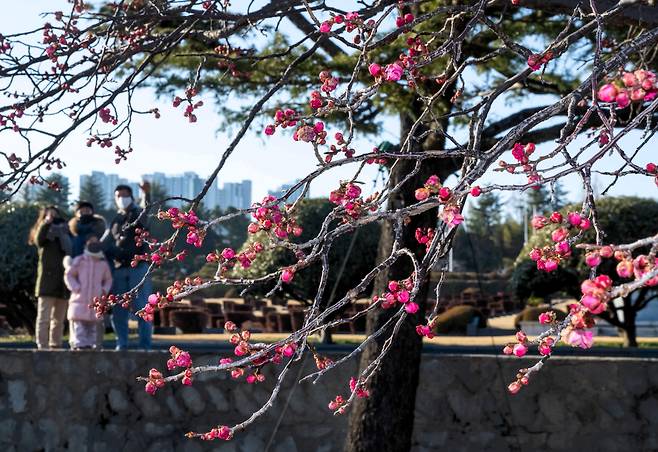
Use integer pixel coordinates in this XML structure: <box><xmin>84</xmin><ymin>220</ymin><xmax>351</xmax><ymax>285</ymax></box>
<box><xmin>64</xmin><ymin>236</ymin><xmax>112</xmax><ymax>349</ymax></box>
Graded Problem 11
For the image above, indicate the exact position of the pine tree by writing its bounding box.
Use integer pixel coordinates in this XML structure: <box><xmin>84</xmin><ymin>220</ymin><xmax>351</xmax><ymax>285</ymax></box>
<box><xmin>467</xmin><ymin>192</ymin><xmax>502</xmax><ymax>237</ymax></box>
<box><xmin>79</xmin><ymin>177</ymin><xmax>106</xmax><ymax>211</ymax></box>
<box><xmin>34</xmin><ymin>173</ymin><xmax>70</xmax><ymax>210</ymax></box>
<box><xmin>149</xmin><ymin>181</ymin><xmax>169</xmax><ymax>208</ymax></box>
<box><xmin>527</xmin><ymin>186</ymin><xmax>551</xmax><ymax>215</ymax></box>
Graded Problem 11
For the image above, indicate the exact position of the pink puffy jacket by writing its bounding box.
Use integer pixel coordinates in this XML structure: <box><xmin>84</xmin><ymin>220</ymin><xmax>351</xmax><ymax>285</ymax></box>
<box><xmin>64</xmin><ymin>254</ymin><xmax>112</xmax><ymax>322</ymax></box>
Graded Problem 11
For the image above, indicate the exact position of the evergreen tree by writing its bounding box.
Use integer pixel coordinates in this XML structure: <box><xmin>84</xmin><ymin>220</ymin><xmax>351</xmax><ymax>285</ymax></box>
<box><xmin>549</xmin><ymin>181</ymin><xmax>568</xmax><ymax>211</ymax></box>
<box><xmin>78</xmin><ymin>177</ymin><xmax>106</xmax><ymax>211</ymax></box>
<box><xmin>526</xmin><ymin>186</ymin><xmax>551</xmax><ymax>215</ymax></box>
<box><xmin>149</xmin><ymin>181</ymin><xmax>169</xmax><ymax>208</ymax></box>
<box><xmin>209</xmin><ymin>206</ymin><xmax>250</xmax><ymax>250</ymax></box>
<box><xmin>34</xmin><ymin>173</ymin><xmax>70</xmax><ymax>210</ymax></box>
<box><xmin>467</xmin><ymin>192</ymin><xmax>502</xmax><ymax>237</ymax></box>
<box><xmin>527</xmin><ymin>182</ymin><xmax>568</xmax><ymax>215</ymax></box>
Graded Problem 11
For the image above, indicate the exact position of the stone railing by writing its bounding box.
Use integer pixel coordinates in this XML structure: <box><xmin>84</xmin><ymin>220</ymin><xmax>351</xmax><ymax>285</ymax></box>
<box><xmin>0</xmin><ymin>350</ymin><xmax>657</xmax><ymax>451</ymax></box>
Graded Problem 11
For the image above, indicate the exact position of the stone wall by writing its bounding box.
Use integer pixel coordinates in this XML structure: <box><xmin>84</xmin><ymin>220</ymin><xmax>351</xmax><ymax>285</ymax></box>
<box><xmin>0</xmin><ymin>350</ymin><xmax>657</xmax><ymax>452</ymax></box>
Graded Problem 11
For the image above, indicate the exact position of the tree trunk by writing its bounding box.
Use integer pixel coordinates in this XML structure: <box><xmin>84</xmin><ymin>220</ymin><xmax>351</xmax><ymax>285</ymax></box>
<box><xmin>345</xmin><ymin>96</ymin><xmax>459</xmax><ymax>452</ymax></box>
<box><xmin>621</xmin><ymin>300</ymin><xmax>638</xmax><ymax>348</ymax></box>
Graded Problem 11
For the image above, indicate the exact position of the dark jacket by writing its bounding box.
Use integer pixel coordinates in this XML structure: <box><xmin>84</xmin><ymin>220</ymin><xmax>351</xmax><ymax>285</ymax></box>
<box><xmin>104</xmin><ymin>204</ymin><xmax>149</xmax><ymax>269</ymax></box>
<box><xmin>34</xmin><ymin>220</ymin><xmax>71</xmax><ymax>298</ymax></box>
<box><xmin>69</xmin><ymin>214</ymin><xmax>107</xmax><ymax>257</ymax></box>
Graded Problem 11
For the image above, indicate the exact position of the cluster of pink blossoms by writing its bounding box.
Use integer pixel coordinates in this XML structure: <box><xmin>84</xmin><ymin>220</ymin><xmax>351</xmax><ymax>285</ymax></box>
<box><xmin>293</xmin><ymin>121</ymin><xmax>327</xmax><ymax>145</ymax></box>
<box><xmin>324</xmin><ymin>132</ymin><xmax>356</xmax><ymax>163</ymax></box>
<box><xmin>579</xmin><ymin>275</ymin><xmax>612</xmax><ymax>315</ymax></box>
<box><xmin>194</xmin><ymin>425</ymin><xmax>232</xmax><ymax>442</ymax></box>
<box><xmin>98</xmin><ymin>107</ymin><xmax>117</xmax><ymax>125</ymax></box>
<box><xmin>395</xmin><ymin>13</ymin><xmax>415</xmax><ymax>28</ymax></box>
<box><xmin>588</xmin><ymin>245</ymin><xmax>658</xmax><ymax>286</ymax></box>
<box><xmin>144</xmin><ymin>346</ymin><xmax>192</xmax><ymax>395</ymax></box>
<box><xmin>414</xmin><ymin>175</ymin><xmax>464</xmax><ymax>227</ymax></box>
<box><xmin>0</xmin><ymin>106</ymin><xmax>24</xmax><ymax>132</ymax></box>
<box><xmin>561</xmin><ymin>303</ymin><xmax>596</xmax><ymax>348</ymax></box>
<box><xmin>503</xmin><ymin>331</ymin><xmax>538</xmax><ymax>359</ymax></box>
<box><xmin>157</xmin><ymin>207</ymin><xmax>205</xmax><ymax>247</ymax></box>
<box><xmin>505</xmin><ymin>302</ymin><xmax>595</xmax><ymax>394</ymax></box>
<box><xmin>499</xmin><ymin>142</ymin><xmax>541</xmax><ymax>187</ymax></box>
<box><xmin>206</xmin><ymin>243</ymin><xmax>265</xmax><ymax>272</ymax></box>
<box><xmin>0</xmin><ymin>34</ymin><xmax>11</xmax><ymax>54</ymax></box>
<box><xmin>369</xmin><ymin>62</ymin><xmax>404</xmax><ymax>82</ymax></box>
<box><xmin>527</xmin><ymin>51</ymin><xmax>554</xmax><ymax>71</ymax></box>
<box><xmin>415</xmin><ymin>322</ymin><xmax>435</xmax><ymax>339</ymax></box>
<box><xmin>263</xmin><ymin>108</ymin><xmax>297</xmax><ymax>136</ymax></box>
<box><xmin>415</xmin><ymin>227</ymin><xmax>435</xmax><ymax>252</ymax></box>
<box><xmin>329</xmin><ymin>182</ymin><xmax>377</xmax><ymax>220</ymax></box>
<box><xmin>328</xmin><ymin>377</ymin><xmax>370</xmax><ymax>414</ymax></box>
<box><xmin>528</xmin><ymin>211</ymin><xmax>591</xmax><ymax>272</ymax></box>
<box><xmin>172</xmin><ymin>87</ymin><xmax>203</xmax><ymax>123</ymax></box>
<box><xmin>144</xmin><ymin>369</ymin><xmax>165</xmax><ymax>395</ymax></box>
<box><xmin>368</xmin><ymin>15</ymin><xmax>436</xmax><ymax>88</ymax></box>
<box><xmin>218</xmin><ymin>321</ymin><xmax>297</xmax><ymax>383</ymax></box>
<box><xmin>597</xmin><ymin>69</ymin><xmax>658</xmax><ymax>109</ymax></box>
<box><xmin>248</xmin><ymin>195</ymin><xmax>303</xmax><ymax>240</ymax></box>
<box><xmin>142</xmin><ymin>277</ymin><xmax>206</xmax><ymax>319</ymax></box>
<box><xmin>318</xmin><ymin>70</ymin><xmax>338</xmax><ymax>94</ymax></box>
<box><xmin>372</xmin><ymin>277</ymin><xmax>419</xmax><ymax>314</ymax></box>
<box><xmin>167</xmin><ymin>345</ymin><xmax>194</xmax><ymax>384</ymax></box>
<box><xmin>646</xmin><ymin>162</ymin><xmax>658</xmax><ymax>187</ymax></box>
<box><xmin>309</xmin><ymin>71</ymin><xmax>338</xmax><ymax>110</ymax></box>
<box><xmin>319</xmin><ymin>12</ymin><xmax>362</xmax><ymax>34</ymax></box>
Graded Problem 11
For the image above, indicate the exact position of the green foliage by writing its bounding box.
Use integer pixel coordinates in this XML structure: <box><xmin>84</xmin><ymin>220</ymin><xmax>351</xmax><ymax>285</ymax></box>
<box><xmin>141</xmin><ymin>1</ymin><xmax>598</xmax><ymax>138</ymax></box>
<box><xmin>0</xmin><ymin>203</ymin><xmax>40</xmax><ymax>331</ymax></box>
<box><xmin>467</xmin><ymin>192</ymin><xmax>502</xmax><ymax>237</ymax></box>
<box><xmin>207</xmin><ymin>207</ymin><xmax>250</xmax><ymax>251</ymax></box>
<box><xmin>511</xmin><ymin>258</ymin><xmax>580</xmax><ymax>301</ymax></box>
<box><xmin>149</xmin><ymin>181</ymin><xmax>169</xmax><ymax>208</ymax></box>
<box><xmin>78</xmin><ymin>177</ymin><xmax>107</xmax><ymax>212</ymax></box>
<box><xmin>454</xmin><ymin>192</ymin><xmax>525</xmax><ymax>272</ymax></box>
<box><xmin>527</xmin><ymin>182</ymin><xmax>568</xmax><ymax>215</ymax></box>
<box><xmin>34</xmin><ymin>173</ymin><xmax>70</xmax><ymax>210</ymax></box>
<box><xmin>229</xmin><ymin>198</ymin><xmax>381</xmax><ymax>301</ymax></box>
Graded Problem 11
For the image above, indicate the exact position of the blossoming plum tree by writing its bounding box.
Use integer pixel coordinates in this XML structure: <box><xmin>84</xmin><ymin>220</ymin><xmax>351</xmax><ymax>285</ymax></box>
<box><xmin>2</xmin><ymin>0</ymin><xmax>658</xmax><ymax>450</ymax></box>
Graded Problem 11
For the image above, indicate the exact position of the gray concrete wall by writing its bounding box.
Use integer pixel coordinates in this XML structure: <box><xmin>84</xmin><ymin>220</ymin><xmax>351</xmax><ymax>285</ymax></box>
<box><xmin>0</xmin><ymin>350</ymin><xmax>657</xmax><ymax>452</ymax></box>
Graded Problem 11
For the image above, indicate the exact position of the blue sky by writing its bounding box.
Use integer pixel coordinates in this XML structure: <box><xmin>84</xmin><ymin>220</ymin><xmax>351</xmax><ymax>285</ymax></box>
<box><xmin>2</xmin><ymin>1</ymin><xmax>657</xmax><ymax>214</ymax></box>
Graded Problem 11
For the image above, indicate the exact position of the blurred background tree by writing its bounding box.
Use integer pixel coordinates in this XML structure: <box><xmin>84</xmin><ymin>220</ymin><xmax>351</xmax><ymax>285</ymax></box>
<box><xmin>512</xmin><ymin>196</ymin><xmax>658</xmax><ymax>347</ymax></box>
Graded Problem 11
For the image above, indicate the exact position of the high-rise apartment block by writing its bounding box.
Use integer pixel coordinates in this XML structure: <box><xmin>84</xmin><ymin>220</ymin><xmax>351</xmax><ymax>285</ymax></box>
<box><xmin>79</xmin><ymin>172</ymin><xmax>252</xmax><ymax>210</ymax></box>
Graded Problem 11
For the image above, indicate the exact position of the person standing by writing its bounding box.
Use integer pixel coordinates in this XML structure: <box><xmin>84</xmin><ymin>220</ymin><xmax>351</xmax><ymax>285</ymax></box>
<box><xmin>69</xmin><ymin>200</ymin><xmax>108</xmax><ymax>346</ymax></box>
<box><xmin>64</xmin><ymin>236</ymin><xmax>112</xmax><ymax>349</ymax></box>
<box><xmin>28</xmin><ymin>206</ymin><xmax>72</xmax><ymax>349</ymax></box>
<box><xmin>104</xmin><ymin>183</ymin><xmax>152</xmax><ymax>350</ymax></box>
<box><xmin>69</xmin><ymin>201</ymin><xmax>106</xmax><ymax>257</ymax></box>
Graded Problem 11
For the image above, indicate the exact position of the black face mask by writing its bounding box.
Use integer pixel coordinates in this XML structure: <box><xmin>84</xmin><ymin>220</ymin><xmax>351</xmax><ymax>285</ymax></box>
<box><xmin>86</xmin><ymin>242</ymin><xmax>102</xmax><ymax>254</ymax></box>
<box><xmin>79</xmin><ymin>214</ymin><xmax>94</xmax><ymax>224</ymax></box>
<box><xmin>52</xmin><ymin>217</ymin><xmax>64</xmax><ymax>225</ymax></box>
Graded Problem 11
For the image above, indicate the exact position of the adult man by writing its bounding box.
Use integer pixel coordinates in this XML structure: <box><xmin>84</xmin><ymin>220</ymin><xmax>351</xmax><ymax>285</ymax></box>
<box><xmin>104</xmin><ymin>182</ymin><xmax>152</xmax><ymax>350</ymax></box>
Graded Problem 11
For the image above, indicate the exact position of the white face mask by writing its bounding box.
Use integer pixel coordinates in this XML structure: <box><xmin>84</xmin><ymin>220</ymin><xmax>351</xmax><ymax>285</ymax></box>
<box><xmin>115</xmin><ymin>196</ymin><xmax>132</xmax><ymax>210</ymax></box>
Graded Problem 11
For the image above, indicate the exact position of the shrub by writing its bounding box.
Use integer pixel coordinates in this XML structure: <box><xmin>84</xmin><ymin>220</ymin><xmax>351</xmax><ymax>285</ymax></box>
<box><xmin>0</xmin><ymin>204</ymin><xmax>40</xmax><ymax>332</ymax></box>
<box><xmin>434</xmin><ymin>305</ymin><xmax>486</xmax><ymax>334</ymax></box>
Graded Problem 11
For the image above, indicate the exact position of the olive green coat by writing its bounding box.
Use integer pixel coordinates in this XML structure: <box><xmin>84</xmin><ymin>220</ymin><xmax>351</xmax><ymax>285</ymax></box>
<box><xmin>34</xmin><ymin>221</ymin><xmax>70</xmax><ymax>298</ymax></box>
